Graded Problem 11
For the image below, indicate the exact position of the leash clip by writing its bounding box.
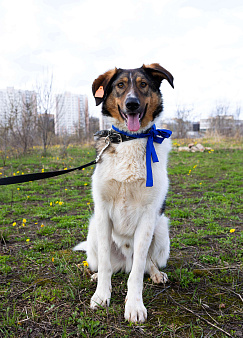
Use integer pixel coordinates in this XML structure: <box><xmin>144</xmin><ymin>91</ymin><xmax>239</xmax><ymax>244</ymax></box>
<box><xmin>111</xmin><ymin>130</ymin><xmax>122</xmax><ymax>143</ymax></box>
<box><xmin>96</xmin><ymin>136</ymin><xmax>111</xmax><ymax>163</ymax></box>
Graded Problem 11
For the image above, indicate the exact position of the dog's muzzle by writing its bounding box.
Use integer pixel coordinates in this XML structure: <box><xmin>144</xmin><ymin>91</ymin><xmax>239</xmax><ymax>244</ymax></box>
<box><xmin>125</xmin><ymin>97</ymin><xmax>140</xmax><ymax>111</ymax></box>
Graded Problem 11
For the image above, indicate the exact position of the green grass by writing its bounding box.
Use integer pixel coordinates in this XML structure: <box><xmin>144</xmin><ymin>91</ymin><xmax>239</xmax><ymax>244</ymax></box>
<box><xmin>0</xmin><ymin>141</ymin><xmax>242</xmax><ymax>337</ymax></box>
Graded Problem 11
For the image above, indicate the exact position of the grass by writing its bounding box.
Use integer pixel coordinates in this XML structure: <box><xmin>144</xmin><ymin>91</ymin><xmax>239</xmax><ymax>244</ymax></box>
<box><xmin>0</xmin><ymin>140</ymin><xmax>242</xmax><ymax>337</ymax></box>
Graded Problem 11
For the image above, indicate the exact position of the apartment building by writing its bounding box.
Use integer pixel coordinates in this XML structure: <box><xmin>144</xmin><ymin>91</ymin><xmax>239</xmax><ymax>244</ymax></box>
<box><xmin>0</xmin><ymin>87</ymin><xmax>37</xmax><ymax>126</ymax></box>
<box><xmin>55</xmin><ymin>92</ymin><xmax>88</xmax><ymax>136</ymax></box>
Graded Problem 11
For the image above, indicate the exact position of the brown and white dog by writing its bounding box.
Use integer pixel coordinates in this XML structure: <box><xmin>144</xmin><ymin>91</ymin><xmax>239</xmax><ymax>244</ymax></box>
<box><xmin>74</xmin><ymin>63</ymin><xmax>174</xmax><ymax>322</ymax></box>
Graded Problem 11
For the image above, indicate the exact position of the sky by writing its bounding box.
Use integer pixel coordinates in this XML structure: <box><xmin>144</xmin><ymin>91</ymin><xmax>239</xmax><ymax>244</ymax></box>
<box><xmin>0</xmin><ymin>0</ymin><xmax>243</xmax><ymax>121</ymax></box>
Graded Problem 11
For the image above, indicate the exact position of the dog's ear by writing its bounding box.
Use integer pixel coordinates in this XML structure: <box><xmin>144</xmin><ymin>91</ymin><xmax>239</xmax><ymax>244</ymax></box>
<box><xmin>142</xmin><ymin>63</ymin><xmax>174</xmax><ymax>89</ymax></box>
<box><xmin>92</xmin><ymin>68</ymin><xmax>118</xmax><ymax>106</ymax></box>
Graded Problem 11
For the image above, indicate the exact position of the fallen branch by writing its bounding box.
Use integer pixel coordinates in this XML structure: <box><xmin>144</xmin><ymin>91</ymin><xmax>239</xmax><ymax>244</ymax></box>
<box><xmin>167</xmin><ymin>293</ymin><xmax>234</xmax><ymax>338</ymax></box>
<box><xmin>220</xmin><ymin>286</ymin><xmax>243</xmax><ymax>303</ymax></box>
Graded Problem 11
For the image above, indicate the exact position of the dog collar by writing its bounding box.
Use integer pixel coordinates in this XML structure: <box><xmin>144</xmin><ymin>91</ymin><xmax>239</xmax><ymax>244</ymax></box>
<box><xmin>94</xmin><ymin>129</ymin><xmax>136</xmax><ymax>143</ymax></box>
<box><xmin>112</xmin><ymin>124</ymin><xmax>172</xmax><ymax>187</ymax></box>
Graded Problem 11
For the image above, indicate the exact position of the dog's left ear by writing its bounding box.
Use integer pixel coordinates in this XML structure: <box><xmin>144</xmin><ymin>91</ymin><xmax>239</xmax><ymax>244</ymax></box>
<box><xmin>92</xmin><ymin>68</ymin><xmax>118</xmax><ymax>106</ymax></box>
<box><xmin>142</xmin><ymin>63</ymin><xmax>174</xmax><ymax>89</ymax></box>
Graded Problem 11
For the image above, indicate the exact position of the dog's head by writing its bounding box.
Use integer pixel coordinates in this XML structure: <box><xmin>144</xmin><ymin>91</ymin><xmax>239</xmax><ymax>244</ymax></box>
<box><xmin>92</xmin><ymin>63</ymin><xmax>174</xmax><ymax>132</ymax></box>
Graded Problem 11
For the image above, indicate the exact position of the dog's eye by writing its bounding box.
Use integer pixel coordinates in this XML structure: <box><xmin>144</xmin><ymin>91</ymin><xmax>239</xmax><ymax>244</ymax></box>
<box><xmin>140</xmin><ymin>82</ymin><xmax>147</xmax><ymax>88</ymax></box>
<box><xmin>117</xmin><ymin>82</ymin><xmax>124</xmax><ymax>89</ymax></box>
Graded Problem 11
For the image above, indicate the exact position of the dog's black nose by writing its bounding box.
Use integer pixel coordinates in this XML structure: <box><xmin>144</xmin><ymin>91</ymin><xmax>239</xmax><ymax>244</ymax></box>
<box><xmin>125</xmin><ymin>97</ymin><xmax>140</xmax><ymax>111</ymax></box>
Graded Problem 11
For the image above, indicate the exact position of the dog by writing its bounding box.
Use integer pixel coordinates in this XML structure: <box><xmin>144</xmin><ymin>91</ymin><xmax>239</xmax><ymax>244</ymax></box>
<box><xmin>74</xmin><ymin>63</ymin><xmax>174</xmax><ymax>322</ymax></box>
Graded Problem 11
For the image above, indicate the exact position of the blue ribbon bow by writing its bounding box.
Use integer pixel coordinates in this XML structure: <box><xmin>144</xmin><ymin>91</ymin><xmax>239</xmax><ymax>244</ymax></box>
<box><xmin>112</xmin><ymin>124</ymin><xmax>172</xmax><ymax>187</ymax></box>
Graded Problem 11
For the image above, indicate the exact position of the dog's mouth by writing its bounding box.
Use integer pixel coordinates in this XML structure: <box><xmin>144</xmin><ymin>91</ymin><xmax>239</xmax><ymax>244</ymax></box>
<box><xmin>118</xmin><ymin>104</ymin><xmax>147</xmax><ymax>132</ymax></box>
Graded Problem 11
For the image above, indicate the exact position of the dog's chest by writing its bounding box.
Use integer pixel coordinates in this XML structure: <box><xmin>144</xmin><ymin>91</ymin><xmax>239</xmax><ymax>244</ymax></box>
<box><xmin>96</xmin><ymin>139</ymin><xmax>147</xmax><ymax>182</ymax></box>
<box><xmin>100</xmin><ymin>179</ymin><xmax>151</xmax><ymax>236</ymax></box>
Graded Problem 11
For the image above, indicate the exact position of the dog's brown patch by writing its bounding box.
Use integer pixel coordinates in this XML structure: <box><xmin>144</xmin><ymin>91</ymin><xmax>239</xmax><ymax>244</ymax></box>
<box><xmin>140</xmin><ymin>91</ymin><xmax>162</xmax><ymax>128</ymax></box>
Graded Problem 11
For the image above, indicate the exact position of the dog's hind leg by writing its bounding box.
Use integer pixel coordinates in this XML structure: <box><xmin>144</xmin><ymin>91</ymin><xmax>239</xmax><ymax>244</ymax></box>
<box><xmin>145</xmin><ymin>214</ymin><xmax>170</xmax><ymax>284</ymax></box>
<box><xmin>73</xmin><ymin>215</ymin><xmax>99</xmax><ymax>271</ymax></box>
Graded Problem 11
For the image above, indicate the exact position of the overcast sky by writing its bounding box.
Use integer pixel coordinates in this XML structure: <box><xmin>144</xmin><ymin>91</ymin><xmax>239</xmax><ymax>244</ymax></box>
<box><xmin>0</xmin><ymin>0</ymin><xmax>242</xmax><ymax>120</ymax></box>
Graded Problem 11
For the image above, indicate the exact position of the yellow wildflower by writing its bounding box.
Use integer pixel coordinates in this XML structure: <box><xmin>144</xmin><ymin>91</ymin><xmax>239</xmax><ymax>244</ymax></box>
<box><xmin>23</xmin><ymin>219</ymin><xmax>26</xmax><ymax>223</ymax></box>
<box><xmin>52</xmin><ymin>257</ymin><xmax>55</xmax><ymax>262</ymax></box>
<box><xmin>12</xmin><ymin>222</ymin><xmax>16</xmax><ymax>226</ymax></box>
<box><xmin>41</xmin><ymin>224</ymin><xmax>44</xmax><ymax>228</ymax></box>
<box><xmin>230</xmin><ymin>229</ymin><xmax>235</xmax><ymax>233</ymax></box>
<box><xmin>59</xmin><ymin>201</ymin><xmax>63</xmax><ymax>205</ymax></box>
<box><xmin>50</xmin><ymin>202</ymin><xmax>53</xmax><ymax>206</ymax></box>
<box><xmin>26</xmin><ymin>239</ymin><xmax>30</xmax><ymax>242</ymax></box>
<box><xmin>82</xmin><ymin>261</ymin><xmax>89</xmax><ymax>267</ymax></box>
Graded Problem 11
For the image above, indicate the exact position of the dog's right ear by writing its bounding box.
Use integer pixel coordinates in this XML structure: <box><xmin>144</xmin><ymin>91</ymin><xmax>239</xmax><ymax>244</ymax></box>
<box><xmin>142</xmin><ymin>63</ymin><xmax>174</xmax><ymax>89</ymax></box>
<box><xmin>92</xmin><ymin>68</ymin><xmax>118</xmax><ymax>106</ymax></box>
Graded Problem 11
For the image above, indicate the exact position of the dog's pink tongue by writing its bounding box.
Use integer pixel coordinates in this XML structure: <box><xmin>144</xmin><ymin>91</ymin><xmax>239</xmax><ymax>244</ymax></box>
<box><xmin>127</xmin><ymin>113</ymin><xmax>140</xmax><ymax>132</ymax></box>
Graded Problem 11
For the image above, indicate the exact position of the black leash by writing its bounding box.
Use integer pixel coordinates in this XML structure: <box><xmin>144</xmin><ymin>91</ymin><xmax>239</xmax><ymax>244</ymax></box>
<box><xmin>0</xmin><ymin>160</ymin><xmax>97</xmax><ymax>186</ymax></box>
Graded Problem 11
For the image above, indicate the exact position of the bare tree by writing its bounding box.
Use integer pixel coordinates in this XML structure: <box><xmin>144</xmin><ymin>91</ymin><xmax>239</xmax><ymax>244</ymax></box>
<box><xmin>84</xmin><ymin>96</ymin><xmax>90</xmax><ymax>140</ymax></box>
<box><xmin>209</xmin><ymin>102</ymin><xmax>234</xmax><ymax>136</ymax></box>
<box><xmin>36</xmin><ymin>72</ymin><xmax>63</xmax><ymax>155</ymax></box>
<box><xmin>89</xmin><ymin>116</ymin><xmax>100</xmax><ymax>138</ymax></box>
<box><xmin>174</xmin><ymin>105</ymin><xmax>193</xmax><ymax>138</ymax></box>
<box><xmin>8</xmin><ymin>90</ymin><xmax>37</xmax><ymax>154</ymax></box>
<box><xmin>0</xmin><ymin>110</ymin><xmax>10</xmax><ymax>165</ymax></box>
<box><xmin>234</xmin><ymin>105</ymin><xmax>243</xmax><ymax>136</ymax></box>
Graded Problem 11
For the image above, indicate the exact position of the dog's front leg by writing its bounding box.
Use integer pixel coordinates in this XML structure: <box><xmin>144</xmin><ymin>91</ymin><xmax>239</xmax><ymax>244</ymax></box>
<box><xmin>124</xmin><ymin>210</ymin><xmax>155</xmax><ymax>322</ymax></box>
<box><xmin>90</xmin><ymin>208</ymin><xmax>112</xmax><ymax>309</ymax></box>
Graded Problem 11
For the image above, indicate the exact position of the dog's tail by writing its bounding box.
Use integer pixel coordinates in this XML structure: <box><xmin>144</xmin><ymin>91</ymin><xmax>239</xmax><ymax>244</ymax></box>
<box><xmin>73</xmin><ymin>241</ymin><xmax>87</xmax><ymax>251</ymax></box>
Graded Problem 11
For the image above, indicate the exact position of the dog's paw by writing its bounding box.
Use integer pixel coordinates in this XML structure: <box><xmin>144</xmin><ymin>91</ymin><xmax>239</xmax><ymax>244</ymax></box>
<box><xmin>150</xmin><ymin>271</ymin><xmax>168</xmax><ymax>284</ymax></box>
<box><xmin>91</xmin><ymin>273</ymin><xmax>98</xmax><ymax>282</ymax></box>
<box><xmin>90</xmin><ymin>290</ymin><xmax>111</xmax><ymax>309</ymax></box>
<box><xmin>124</xmin><ymin>298</ymin><xmax>147</xmax><ymax>323</ymax></box>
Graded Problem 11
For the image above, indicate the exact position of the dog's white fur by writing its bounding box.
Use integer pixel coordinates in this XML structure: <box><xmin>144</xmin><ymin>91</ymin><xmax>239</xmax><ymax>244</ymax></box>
<box><xmin>74</xmin><ymin>129</ymin><xmax>171</xmax><ymax>322</ymax></box>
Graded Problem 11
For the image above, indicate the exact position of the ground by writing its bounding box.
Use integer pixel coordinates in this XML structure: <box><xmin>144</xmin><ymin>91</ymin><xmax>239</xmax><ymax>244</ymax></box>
<box><xmin>0</xmin><ymin>139</ymin><xmax>242</xmax><ymax>337</ymax></box>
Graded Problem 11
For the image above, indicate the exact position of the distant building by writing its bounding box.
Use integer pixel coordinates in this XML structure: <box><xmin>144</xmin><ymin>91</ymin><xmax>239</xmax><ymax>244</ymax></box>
<box><xmin>99</xmin><ymin>115</ymin><xmax>111</xmax><ymax>130</ymax></box>
<box><xmin>0</xmin><ymin>87</ymin><xmax>37</xmax><ymax>126</ymax></box>
<box><xmin>55</xmin><ymin>92</ymin><xmax>88</xmax><ymax>136</ymax></box>
<box><xmin>200</xmin><ymin>118</ymin><xmax>212</xmax><ymax>132</ymax></box>
<box><xmin>200</xmin><ymin>116</ymin><xmax>243</xmax><ymax>135</ymax></box>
